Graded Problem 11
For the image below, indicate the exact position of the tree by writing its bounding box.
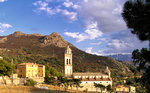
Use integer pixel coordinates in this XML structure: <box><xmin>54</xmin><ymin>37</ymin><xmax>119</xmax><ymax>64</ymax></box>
<box><xmin>73</xmin><ymin>79</ymin><xmax>81</xmax><ymax>90</ymax></box>
<box><xmin>132</xmin><ymin>48</ymin><xmax>150</xmax><ymax>92</ymax></box>
<box><xmin>67</xmin><ymin>79</ymin><xmax>74</xmax><ymax>90</ymax></box>
<box><xmin>122</xmin><ymin>0</ymin><xmax>150</xmax><ymax>92</ymax></box>
<box><xmin>94</xmin><ymin>83</ymin><xmax>99</xmax><ymax>92</ymax></box>
<box><xmin>0</xmin><ymin>59</ymin><xmax>14</xmax><ymax>85</ymax></box>
<box><xmin>44</xmin><ymin>75</ymin><xmax>56</xmax><ymax>84</ymax></box>
<box><xmin>106</xmin><ymin>85</ymin><xmax>113</xmax><ymax>93</ymax></box>
<box><xmin>60</xmin><ymin>77</ymin><xmax>69</xmax><ymax>91</ymax></box>
<box><xmin>24</xmin><ymin>79</ymin><xmax>36</xmax><ymax>86</ymax></box>
<box><xmin>94</xmin><ymin>83</ymin><xmax>106</xmax><ymax>93</ymax></box>
<box><xmin>122</xmin><ymin>0</ymin><xmax>150</xmax><ymax>48</ymax></box>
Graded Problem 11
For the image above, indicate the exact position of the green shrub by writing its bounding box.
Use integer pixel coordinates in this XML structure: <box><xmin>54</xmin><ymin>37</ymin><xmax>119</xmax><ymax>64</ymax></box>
<box><xmin>24</xmin><ymin>79</ymin><xmax>36</xmax><ymax>86</ymax></box>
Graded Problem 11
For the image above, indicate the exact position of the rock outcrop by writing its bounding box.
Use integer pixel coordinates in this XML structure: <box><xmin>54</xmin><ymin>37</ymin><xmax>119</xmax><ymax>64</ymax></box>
<box><xmin>0</xmin><ymin>37</ymin><xmax>7</xmax><ymax>43</ymax></box>
<box><xmin>41</xmin><ymin>32</ymin><xmax>73</xmax><ymax>47</ymax></box>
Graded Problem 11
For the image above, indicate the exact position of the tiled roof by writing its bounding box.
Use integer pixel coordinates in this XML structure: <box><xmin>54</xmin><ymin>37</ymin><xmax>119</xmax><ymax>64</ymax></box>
<box><xmin>73</xmin><ymin>72</ymin><xmax>107</xmax><ymax>76</ymax></box>
<box><xmin>80</xmin><ymin>78</ymin><xmax>111</xmax><ymax>81</ymax></box>
<box><xmin>114</xmin><ymin>85</ymin><xmax>129</xmax><ymax>89</ymax></box>
<box><xmin>18</xmin><ymin>63</ymin><xmax>43</xmax><ymax>66</ymax></box>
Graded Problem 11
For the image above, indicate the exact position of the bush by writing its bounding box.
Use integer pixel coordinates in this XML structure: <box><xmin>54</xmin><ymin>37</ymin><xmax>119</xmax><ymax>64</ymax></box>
<box><xmin>44</xmin><ymin>76</ymin><xmax>55</xmax><ymax>84</ymax></box>
<box><xmin>24</xmin><ymin>79</ymin><xmax>36</xmax><ymax>86</ymax></box>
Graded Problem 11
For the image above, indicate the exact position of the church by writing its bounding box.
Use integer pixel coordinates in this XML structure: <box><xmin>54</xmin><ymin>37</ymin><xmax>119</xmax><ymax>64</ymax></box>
<box><xmin>64</xmin><ymin>46</ymin><xmax>112</xmax><ymax>92</ymax></box>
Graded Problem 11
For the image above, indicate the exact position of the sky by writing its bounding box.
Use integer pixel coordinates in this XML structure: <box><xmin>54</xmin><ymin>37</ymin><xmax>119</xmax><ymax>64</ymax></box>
<box><xmin>0</xmin><ymin>0</ymin><xmax>148</xmax><ymax>56</ymax></box>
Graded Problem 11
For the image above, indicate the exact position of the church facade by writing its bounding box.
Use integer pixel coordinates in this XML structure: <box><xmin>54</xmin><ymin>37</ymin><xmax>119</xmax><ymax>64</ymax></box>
<box><xmin>64</xmin><ymin>46</ymin><xmax>112</xmax><ymax>92</ymax></box>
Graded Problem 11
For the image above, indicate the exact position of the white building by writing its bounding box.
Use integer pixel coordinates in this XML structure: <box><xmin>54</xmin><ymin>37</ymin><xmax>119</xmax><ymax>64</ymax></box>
<box><xmin>0</xmin><ymin>56</ymin><xmax>3</xmax><ymax>59</ymax></box>
<box><xmin>64</xmin><ymin>46</ymin><xmax>112</xmax><ymax>92</ymax></box>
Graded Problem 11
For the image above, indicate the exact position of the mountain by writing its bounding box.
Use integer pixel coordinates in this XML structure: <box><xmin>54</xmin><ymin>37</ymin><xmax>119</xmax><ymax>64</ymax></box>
<box><xmin>0</xmin><ymin>31</ymin><xmax>134</xmax><ymax>77</ymax></box>
<box><xmin>106</xmin><ymin>54</ymin><xmax>133</xmax><ymax>62</ymax></box>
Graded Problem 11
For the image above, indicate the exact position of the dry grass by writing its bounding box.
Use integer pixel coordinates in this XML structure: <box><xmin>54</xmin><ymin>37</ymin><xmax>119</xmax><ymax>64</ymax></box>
<box><xmin>0</xmin><ymin>85</ymin><xmax>70</xmax><ymax>93</ymax></box>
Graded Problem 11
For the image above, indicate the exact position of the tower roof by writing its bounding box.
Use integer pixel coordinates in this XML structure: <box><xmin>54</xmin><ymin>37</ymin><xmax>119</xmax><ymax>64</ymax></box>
<box><xmin>66</xmin><ymin>45</ymin><xmax>71</xmax><ymax>51</ymax></box>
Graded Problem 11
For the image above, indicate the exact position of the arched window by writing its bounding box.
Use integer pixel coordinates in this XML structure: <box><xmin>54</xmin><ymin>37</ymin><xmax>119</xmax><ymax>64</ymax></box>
<box><xmin>69</xmin><ymin>59</ymin><xmax>71</xmax><ymax>64</ymax></box>
<box><xmin>67</xmin><ymin>59</ymin><xmax>68</xmax><ymax>64</ymax></box>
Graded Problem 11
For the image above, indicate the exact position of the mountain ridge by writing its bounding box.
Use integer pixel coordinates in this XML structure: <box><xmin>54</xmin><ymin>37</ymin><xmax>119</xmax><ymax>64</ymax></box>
<box><xmin>0</xmin><ymin>31</ymin><xmax>134</xmax><ymax>77</ymax></box>
<box><xmin>106</xmin><ymin>54</ymin><xmax>132</xmax><ymax>62</ymax></box>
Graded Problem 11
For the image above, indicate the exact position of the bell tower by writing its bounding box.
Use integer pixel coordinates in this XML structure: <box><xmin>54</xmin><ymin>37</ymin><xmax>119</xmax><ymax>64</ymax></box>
<box><xmin>105</xmin><ymin>66</ymin><xmax>111</xmax><ymax>78</ymax></box>
<box><xmin>64</xmin><ymin>46</ymin><xmax>73</xmax><ymax>78</ymax></box>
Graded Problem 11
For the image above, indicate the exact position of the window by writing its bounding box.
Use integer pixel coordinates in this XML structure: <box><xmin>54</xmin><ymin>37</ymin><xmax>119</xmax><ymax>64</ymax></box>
<box><xmin>67</xmin><ymin>59</ymin><xmax>68</xmax><ymax>64</ymax></box>
<box><xmin>69</xmin><ymin>59</ymin><xmax>70</xmax><ymax>64</ymax></box>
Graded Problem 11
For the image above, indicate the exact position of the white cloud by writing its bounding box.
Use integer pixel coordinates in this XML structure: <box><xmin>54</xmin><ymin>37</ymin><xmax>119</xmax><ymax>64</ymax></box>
<box><xmin>72</xmin><ymin>4</ymin><xmax>80</xmax><ymax>9</ymax></box>
<box><xmin>78</xmin><ymin>0</ymin><xmax>126</xmax><ymax>33</ymax></box>
<box><xmin>85</xmin><ymin>47</ymin><xmax>93</xmax><ymax>53</ymax></box>
<box><xmin>61</xmin><ymin>10</ymin><xmax>77</xmax><ymax>21</ymax></box>
<box><xmin>107</xmin><ymin>39</ymin><xmax>130</xmax><ymax>49</ymax></box>
<box><xmin>33</xmin><ymin>0</ymin><xmax>78</xmax><ymax>21</ymax></box>
<box><xmin>64</xmin><ymin>21</ymin><xmax>103</xmax><ymax>42</ymax></box>
<box><xmin>100</xmin><ymin>29</ymin><xmax>149</xmax><ymax>55</ymax></box>
<box><xmin>64</xmin><ymin>32</ymin><xmax>87</xmax><ymax>42</ymax></box>
<box><xmin>63</xmin><ymin>0</ymin><xmax>73</xmax><ymax>8</ymax></box>
<box><xmin>33</xmin><ymin>1</ymin><xmax>55</xmax><ymax>15</ymax></box>
<box><xmin>0</xmin><ymin>23</ymin><xmax>12</xmax><ymax>33</ymax></box>
<box><xmin>84</xmin><ymin>21</ymin><xmax>103</xmax><ymax>39</ymax></box>
<box><xmin>85</xmin><ymin>47</ymin><xmax>102</xmax><ymax>56</ymax></box>
<box><xmin>45</xmin><ymin>0</ymin><xmax>52</xmax><ymax>2</ymax></box>
<box><xmin>0</xmin><ymin>0</ymin><xmax>7</xmax><ymax>3</ymax></box>
<box><xmin>99</xmin><ymin>38</ymin><xmax>107</xmax><ymax>42</ymax></box>
<box><xmin>90</xmin><ymin>42</ymin><xmax>101</xmax><ymax>45</ymax></box>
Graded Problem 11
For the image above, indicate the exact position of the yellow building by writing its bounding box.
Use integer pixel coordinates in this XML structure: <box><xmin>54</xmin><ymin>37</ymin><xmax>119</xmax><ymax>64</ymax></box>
<box><xmin>17</xmin><ymin>63</ymin><xmax>45</xmax><ymax>78</ymax></box>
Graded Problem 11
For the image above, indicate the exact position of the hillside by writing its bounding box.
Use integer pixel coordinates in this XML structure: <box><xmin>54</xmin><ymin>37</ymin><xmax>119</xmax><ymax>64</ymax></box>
<box><xmin>0</xmin><ymin>31</ymin><xmax>134</xmax><ymax>77</ymax></box>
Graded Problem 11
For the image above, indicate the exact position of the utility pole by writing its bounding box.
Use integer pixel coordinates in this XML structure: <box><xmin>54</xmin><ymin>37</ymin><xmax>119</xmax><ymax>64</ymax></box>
<box><xmin>11</xmin><ymin>59</ymin><xmax>13</xmax><ymax>85</ymax></box>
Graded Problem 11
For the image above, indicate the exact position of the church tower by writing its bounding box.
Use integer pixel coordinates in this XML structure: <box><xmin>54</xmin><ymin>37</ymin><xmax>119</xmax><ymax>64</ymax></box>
<box><xmin>64</xmin><ymin>46</ymin><xmax>73</xmax><ymax>78</ymax></box>
<box><xmin>105</xmin><ymin>66</ymin><xmax>111</xmax><ymax>78</ymax></box>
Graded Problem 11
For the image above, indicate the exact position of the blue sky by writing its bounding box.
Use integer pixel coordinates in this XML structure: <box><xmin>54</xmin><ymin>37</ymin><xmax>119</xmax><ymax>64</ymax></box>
<box><xmin>0</xmin><ymin>0</ymin><xmax>148</xmax><ymax>55</ymax></box>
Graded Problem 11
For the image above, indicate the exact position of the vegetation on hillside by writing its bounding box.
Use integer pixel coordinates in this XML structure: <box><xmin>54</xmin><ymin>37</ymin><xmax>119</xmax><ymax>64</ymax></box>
<box><xmin>122</xmin><ymin>0</ymin><xmax>150</xmax><ymax>92</ymax></box>
<box><xmin>25</xmin><ymin>79</ymin><xmax>36</xmax><ymax>86</ymax></box>
<box><xmin>0</xmin><ymin>59</ymin><xmax>14</xmax><ymax>84</ymax></box>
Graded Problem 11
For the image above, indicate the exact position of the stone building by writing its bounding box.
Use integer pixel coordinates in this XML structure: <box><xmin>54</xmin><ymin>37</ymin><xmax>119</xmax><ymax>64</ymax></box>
<box><xmin>64</xmin><ymin>46</ymin><xmax>112</xmax><ymax>92</ymax></box>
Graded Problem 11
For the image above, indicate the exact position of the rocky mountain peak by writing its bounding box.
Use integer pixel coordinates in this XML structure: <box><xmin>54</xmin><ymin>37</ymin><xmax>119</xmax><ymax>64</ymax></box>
<box><xmin>41</xmin><ymin>32</ymin><xmax>72</xmax><ymax>48</ymax></box>
<box><xmin>51</xmin><ymin>32</ymin><xmax>59</xmax><ymax>36</ymax></box>
<box><xmin>11</xmin><ymin>31</ymin><xmax>25</xmax><ymax>37</ymax></box>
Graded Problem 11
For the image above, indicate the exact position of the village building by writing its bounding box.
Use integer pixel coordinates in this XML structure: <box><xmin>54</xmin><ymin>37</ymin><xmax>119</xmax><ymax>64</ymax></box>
<box><xmin>114</xmin><ymin>85</ymin><xmax>136</xmax><ymax>93</ymax></box>
<box><xmin>0</xmin><ymin>56</ymin><xmax>3</xmax><ymax>59</ymax></box>
<box><xmin>17</xmin><ymin>63</ymin><xmax>45</xmax><ymax>78</ymax></box>
<box><xmin>64</xmin><ymin>46</ymin><xmax>112</xmax><ymax>92</ymax></box>
<box><xmin>17</xmin><ymin>63</ymin><xmax>45</xmax><ymax>83</ymax></box>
